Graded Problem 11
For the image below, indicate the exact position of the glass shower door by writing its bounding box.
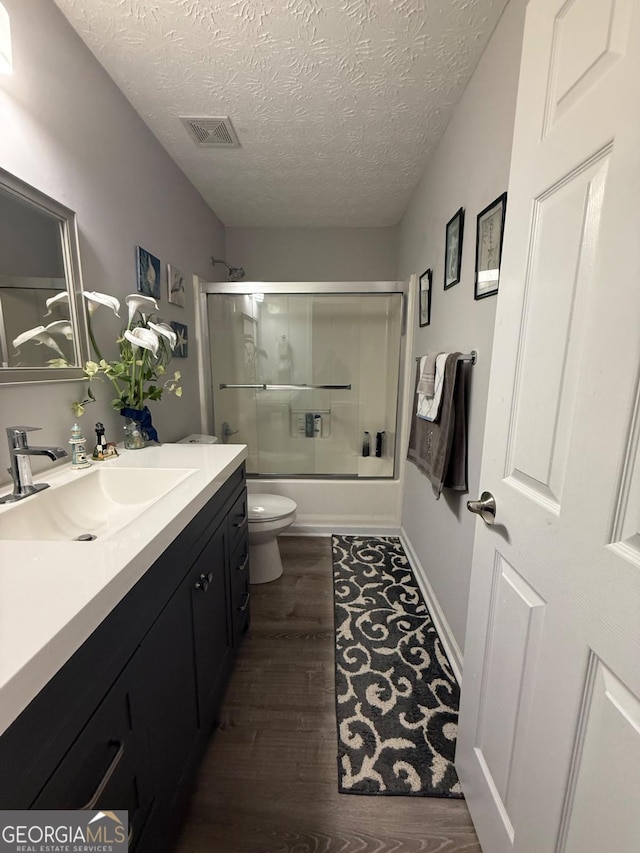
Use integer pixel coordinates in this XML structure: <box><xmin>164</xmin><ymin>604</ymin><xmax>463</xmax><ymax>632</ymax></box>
<box><xmin>208</xmin><ymin>291</ymin><xmax>402</xmax><ymax>478</ymax></box>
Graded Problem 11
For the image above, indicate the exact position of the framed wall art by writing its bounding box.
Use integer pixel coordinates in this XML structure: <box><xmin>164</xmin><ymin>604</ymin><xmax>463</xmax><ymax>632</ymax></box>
<box><xmin>136</xmin><ymin>246</ymin><xmax>161</xmax><ymax>300</ymax></box>
<box><xmin>170</xmin><ymin>321</ymin><xmax>188</xmax><ymax>357</ymax></box>
<box><xmin>419</xmin><ymin>268</ymin><xmax>432</xmax><ymax>327</ymax></box>
<box><xmin>167</xmin><ymin>264</ymin><xmax>186</xmax><ymax>307</ymax></box>
<box><xmin>444</xmin><ymin>207</ymin><xmax>464</xmax><ymax>290</ymax></box>
<box><xmin>475</xmin><ymin>192</ymin><xmax>507</xmax><ymax>299</ymax></box>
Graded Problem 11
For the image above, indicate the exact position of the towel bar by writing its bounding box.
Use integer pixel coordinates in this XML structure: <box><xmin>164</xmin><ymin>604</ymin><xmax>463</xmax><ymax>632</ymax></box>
<box><xmin>415</xmin><ymin>350</ymin><xmax>477</xmax><ymax>365</ymax></box>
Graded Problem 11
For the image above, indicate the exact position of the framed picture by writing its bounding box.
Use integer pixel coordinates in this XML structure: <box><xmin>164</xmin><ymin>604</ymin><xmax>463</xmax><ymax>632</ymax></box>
<box><xmin>444</xmin><ymin>207</ymin><xmax>465</xmax><ymax>290</ymax></box>
<box><xmin>167</xmin><ymin>264</ymin><xmax>186</xmax><ymax>307</ymax></box>
<box><xmin>169</xmin><ymin>321</ymin><xmax>188</xmax><ymax>357</ymax></box>
<box><xmin>475</xmin><ymin>192</ymin><xmax>507</xmax><ymax>299</ymax></box>
<box><xmin>419</xmin><ymin>268</ymin><xmax>432</xmax><ymax>327</ymax></box>
<box><xmin>136</xmin><ymin>246</ymin><xmax>161</xmax><ymax>300</ymax></box>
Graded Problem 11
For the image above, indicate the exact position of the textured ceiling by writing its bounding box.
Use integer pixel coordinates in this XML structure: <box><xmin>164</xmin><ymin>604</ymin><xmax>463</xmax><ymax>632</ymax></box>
<box><xmin>52</xmin><ymin>0</ymin><xmax>509</xmax><ymax>226</ymax></box>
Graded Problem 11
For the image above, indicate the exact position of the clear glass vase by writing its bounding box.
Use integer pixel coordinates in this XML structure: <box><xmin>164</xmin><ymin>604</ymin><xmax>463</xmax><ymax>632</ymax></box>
<box><xmin>123</xmin><ymin>420</ymin><xmax>145</xmax><ymax>450</ymax></box>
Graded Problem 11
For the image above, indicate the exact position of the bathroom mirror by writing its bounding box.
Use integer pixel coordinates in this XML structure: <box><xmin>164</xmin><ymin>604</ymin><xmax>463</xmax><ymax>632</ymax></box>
<box><xmin>0</xmin><ymin>168</ymin><xmax>88</xmax><ymax>385</ymax></box>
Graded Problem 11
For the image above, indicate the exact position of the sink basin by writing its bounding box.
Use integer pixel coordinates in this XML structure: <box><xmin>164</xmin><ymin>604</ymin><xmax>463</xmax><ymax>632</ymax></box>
<box><xmin>0</xmin><ymin>466</ymin><xmax>195</xmax><ymax>541</ymax></box>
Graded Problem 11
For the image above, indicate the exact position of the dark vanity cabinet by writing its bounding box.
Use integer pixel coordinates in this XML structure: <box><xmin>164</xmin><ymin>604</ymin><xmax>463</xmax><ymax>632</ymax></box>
<box><xmin>0</xmin><ymin>463</ymin><xmax>249</xmax><ymax>853</ymax></box>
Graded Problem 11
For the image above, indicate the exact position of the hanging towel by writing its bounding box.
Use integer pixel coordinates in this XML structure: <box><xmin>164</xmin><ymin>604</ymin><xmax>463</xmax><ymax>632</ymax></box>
<box><xmin>407</xmin><ymin>353</ymin><xmax>468</xmax><ymax>499</ymax></box>
<box><xmin>417</xmin><ymin>351</ymin><xmax>441</xmax><ymax>397</ymax></box>
<box><xmin>416</xmin><ymin>353</ymin><xmax>448</xmax><ymax>422</ymax></box>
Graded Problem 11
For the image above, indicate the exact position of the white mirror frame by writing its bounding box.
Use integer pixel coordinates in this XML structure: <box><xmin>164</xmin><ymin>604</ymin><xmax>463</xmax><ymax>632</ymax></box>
<box><xmin>0</xmin><ymin>168</ymin><xmax>89</xmax><ymax>386</ymax></box>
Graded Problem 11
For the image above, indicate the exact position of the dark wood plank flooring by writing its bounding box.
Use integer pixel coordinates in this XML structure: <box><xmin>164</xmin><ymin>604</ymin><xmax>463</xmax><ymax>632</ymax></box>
<box><xmin>174</xmin><ymin>536</ymin><xmax>481</xmax><ymax>853</ymax></box>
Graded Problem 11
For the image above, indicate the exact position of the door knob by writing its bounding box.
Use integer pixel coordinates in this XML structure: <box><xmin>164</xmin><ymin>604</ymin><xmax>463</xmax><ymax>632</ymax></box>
<box><xmin>467</xmin><ymin>491</ymin><xmax>496</xmax><ymax>525</ymax></box>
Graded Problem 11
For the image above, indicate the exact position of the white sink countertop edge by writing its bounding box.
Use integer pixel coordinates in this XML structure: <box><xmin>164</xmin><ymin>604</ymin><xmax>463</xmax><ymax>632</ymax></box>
<box><xmin>0</xmin><ymin>442</ymin><xmax>247</xmax><ymax>737</ymax></box>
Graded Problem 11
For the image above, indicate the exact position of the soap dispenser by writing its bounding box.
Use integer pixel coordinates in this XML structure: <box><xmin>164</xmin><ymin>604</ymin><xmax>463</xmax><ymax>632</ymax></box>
<box><xmin>69</xmin><ymin>423</ymin><xmax>91</xmax><ymax>469</ymax></box>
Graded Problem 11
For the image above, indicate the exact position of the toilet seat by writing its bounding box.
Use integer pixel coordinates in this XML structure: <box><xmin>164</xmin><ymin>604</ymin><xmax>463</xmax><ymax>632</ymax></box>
<box><xmin>248</xmin><ymin>494</ymin><xmax>297</xmax><ymax>523</ymax></box>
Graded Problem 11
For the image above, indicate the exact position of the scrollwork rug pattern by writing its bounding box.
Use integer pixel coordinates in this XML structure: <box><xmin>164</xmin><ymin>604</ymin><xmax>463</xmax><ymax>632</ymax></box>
<box><xmin>332</xmin><ymin>535</ymin><xmax>462</xmax><ymax>797</ymax></box>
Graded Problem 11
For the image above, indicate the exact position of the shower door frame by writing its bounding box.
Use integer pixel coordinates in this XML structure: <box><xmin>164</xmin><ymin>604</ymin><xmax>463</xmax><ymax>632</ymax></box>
<box><xmin>196</xmin><ymin>280</ymin><xmax>410</xmax><ymax>480</ymax></box>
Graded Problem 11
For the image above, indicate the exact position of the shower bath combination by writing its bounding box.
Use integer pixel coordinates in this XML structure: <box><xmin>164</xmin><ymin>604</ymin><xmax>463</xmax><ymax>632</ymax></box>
<box><xmin>201</xmin><ymin>280</ymin><xmax>407</xmax><ymax>481</ymax></box>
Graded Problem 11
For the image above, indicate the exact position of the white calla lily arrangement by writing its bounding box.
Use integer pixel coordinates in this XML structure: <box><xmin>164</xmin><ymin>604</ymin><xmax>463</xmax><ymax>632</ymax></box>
<box><xmin>71</xmin><ymin>291</ymin><xmax>182</xmax><ymax>418</ymax></box>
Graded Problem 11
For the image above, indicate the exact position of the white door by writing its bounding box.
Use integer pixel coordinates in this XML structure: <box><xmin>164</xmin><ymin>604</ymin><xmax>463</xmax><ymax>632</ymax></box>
<box><xmin>456</xmin><ymin>0</ymin><xmax>640</xmax><ymax>851</ymax></box>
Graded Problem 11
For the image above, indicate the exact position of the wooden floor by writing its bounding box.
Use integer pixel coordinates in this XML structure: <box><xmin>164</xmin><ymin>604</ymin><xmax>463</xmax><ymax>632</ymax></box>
<box><xmin>174</xmin><ymin>536</ymin><xmax>482</xmax><ymax>853</ymax></box>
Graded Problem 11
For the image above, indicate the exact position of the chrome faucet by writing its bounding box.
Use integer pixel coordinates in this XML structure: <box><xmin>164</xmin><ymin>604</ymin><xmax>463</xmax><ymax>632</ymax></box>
<box><xmin>0</xmin><ymin>426</ymin><xmax>68</xmax><ymax>504</ymax></box>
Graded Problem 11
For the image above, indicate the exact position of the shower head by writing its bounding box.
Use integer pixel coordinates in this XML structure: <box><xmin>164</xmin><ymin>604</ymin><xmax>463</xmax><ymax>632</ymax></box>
<box><xmin>211</xmin><ymin>257</ymin><xmax>246</xmax><ymax>282</ymax></box>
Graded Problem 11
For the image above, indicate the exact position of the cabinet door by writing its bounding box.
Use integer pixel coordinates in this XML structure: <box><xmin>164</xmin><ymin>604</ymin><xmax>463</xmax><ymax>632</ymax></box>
<box><xmin>129</xmin><ymin>582</ymin><xmax>198</xmax><ymax>813</ymax></box>
<box><xmin>190</xmin><ymin>520</ymin><xmax>232</xmax><ymax>729</ymax></box>
<box><xmin>33</xmin><ymin>666</ymin><xmax>153</xmax><ymax>847</ymax></box>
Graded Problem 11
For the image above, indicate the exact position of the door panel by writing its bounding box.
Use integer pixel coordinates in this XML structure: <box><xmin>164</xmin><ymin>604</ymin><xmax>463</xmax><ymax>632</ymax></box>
<box><xmin>506</xmin><ymin>152</ymin><xmax>610</xmax><ymax>510</ymax></box>
<box><xmin>476</xmin><ymin>554</ymin><xmax>546</xmax><ymax>813</ymax></box>
<box><xmin>543</xmin><ymin>0</ymin><xmax>634</xmax><ymax>135</ymax></box>
<box><xmin>561</xmin><ymin>656</ymin><xmax>640</xmax><ymax>853</ymax></box>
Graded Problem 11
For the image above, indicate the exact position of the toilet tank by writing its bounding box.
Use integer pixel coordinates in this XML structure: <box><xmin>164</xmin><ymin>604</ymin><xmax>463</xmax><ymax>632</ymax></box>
<box><xmin>177</xmin><ymin>434</ymin><xmax>219</xmax><ymax>444</ymax></box>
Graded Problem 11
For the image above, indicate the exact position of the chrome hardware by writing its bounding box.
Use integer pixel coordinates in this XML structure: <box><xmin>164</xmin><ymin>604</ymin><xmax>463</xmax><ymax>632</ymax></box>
<box><xmin>415</xmin><ymin>350</ymin><xmax>477</xmax><ymax>365</ymax></box>
<box><xmin>195</xmin><ymin>571</ymin><xmax>213</xmax><ymax>592</ymax></box>
<box><xmin>219</xmin><ymin>383</ymin><xmax>352</xmax><ymax>391</ymax></box>
<box><xmin>81</xmin><ymin>740</ymin><xmax>124</xmax><ymax>810</ymax></box>
<box><xmin>236</xmin><ymin>554</ymin><xmax>249</xmax><ymax>572</ymax></box>
<box><xmin>221</xmin><ymin>421</ymin><xmax>239</xmax><ymax>442</ymax></box>
<box><xmin>467</xmin><ymin>491</ymin><xmax>496</xmax><ymax>525</ymax></box>
<box><xmin>233</xmin><ymin>514</ymin><xmax>247</xmax><ymax>528</ymax></box>
<box><xmin>238</xmin><ymin>592</ymin><xmax>251</xmax><ymax>613</ymax></box>
<box><xmin>0</xmin><ymin>426</ymin><xmax>68</xmax><ymax>504</ymax></box>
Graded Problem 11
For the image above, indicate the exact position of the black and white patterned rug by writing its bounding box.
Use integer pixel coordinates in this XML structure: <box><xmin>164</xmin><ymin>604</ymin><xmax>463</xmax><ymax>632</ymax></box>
<box><xmin>332</xmin><ymin>535</ymin><xmax>463</xmax><ymax>797</ymax></box>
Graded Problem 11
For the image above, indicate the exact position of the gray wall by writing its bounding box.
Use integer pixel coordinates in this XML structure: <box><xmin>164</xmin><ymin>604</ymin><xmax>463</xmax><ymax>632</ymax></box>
<box><xmin>0</xmin><ymin>0</ymin><xmax>225</xmax><ymax>483</ymax></box>
<box><xmin>397</xmin><ymin>0</ymin><xmax>527</xmax><ymax>655</ymax></box>
<box><xmin>225</xmin><ymin>227</ymin><xmax>397</xmax><ymax>281</ymax></box>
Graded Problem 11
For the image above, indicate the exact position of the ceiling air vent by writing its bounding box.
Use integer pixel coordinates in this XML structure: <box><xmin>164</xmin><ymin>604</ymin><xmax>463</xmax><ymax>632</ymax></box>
<box><xmin>180</xmin><ymin>116</ymin><xmax>240</xmax><ymax>148</ymax></box>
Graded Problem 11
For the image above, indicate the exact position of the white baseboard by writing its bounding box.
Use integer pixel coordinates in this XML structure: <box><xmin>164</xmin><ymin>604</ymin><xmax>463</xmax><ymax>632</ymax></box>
<box><xmin>399</xmin><ymin>527</ymin><xmax>463</xmax><ymax>685</ymax></box>
<box><xmin>288</xmin><ymin>523</ymin><xmax>402</xmax><ymax>537</ymax></box>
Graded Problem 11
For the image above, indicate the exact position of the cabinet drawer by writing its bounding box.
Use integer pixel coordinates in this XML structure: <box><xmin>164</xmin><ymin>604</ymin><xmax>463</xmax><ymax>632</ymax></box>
<box><xmin>228</xmin><ymin>489</ymin><xmax>248</xmax><ymax>552</ymax></box>
<box><xmin>33</xmin><ymin>667</ymin><xmax>153</xmax><ymax>844</ymax></box>
<box><xmin>230</xmin><ymin>533</ymin><xmax>250</xmax><ymax>645</ymax></box>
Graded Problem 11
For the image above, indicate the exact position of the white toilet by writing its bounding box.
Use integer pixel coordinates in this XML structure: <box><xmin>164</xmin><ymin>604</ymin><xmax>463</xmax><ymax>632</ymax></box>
<box><xmin>247</xmin><ymin>494</ymin><xmax>297</xmax><ymax>584</ymax></box>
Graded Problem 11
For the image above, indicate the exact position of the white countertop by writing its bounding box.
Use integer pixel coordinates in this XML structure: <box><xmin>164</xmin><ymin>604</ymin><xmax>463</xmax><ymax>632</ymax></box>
<box><xmin>0</xmin><ymin>442</ymin><xmax>247</xmax><ymax>737</ymax></box>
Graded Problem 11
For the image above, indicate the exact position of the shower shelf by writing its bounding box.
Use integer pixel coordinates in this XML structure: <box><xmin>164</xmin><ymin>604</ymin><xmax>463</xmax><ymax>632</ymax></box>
<box><xmin>219</xmin><ymin>383</ymin><xmax>352</xmax><ymax>391</ymax></box>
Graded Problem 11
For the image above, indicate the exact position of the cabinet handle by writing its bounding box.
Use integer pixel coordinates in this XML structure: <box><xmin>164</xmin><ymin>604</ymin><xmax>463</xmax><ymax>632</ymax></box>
<box><xmin>238</xmin><ymin>592</ymin><xmax>251</xmax><ymax>613</ymax></box>
<box><xmin>81</xmin><ymin>740</ymin><xmax>124</xmax><ymax>810</ymax></box>
<box><xmin>233</xmin><ymin>514</ymin><xmax>247</xmax><ymax>528</ymax></box>
<box><xmin>236</xmin><ymin>554</ymin><xmax>249</xmax><ymax>572</ymax></box>
<box><xmin>195</xmin><ymin>571</ymin><xmax>213</xmax><ymax>592</ymax></box>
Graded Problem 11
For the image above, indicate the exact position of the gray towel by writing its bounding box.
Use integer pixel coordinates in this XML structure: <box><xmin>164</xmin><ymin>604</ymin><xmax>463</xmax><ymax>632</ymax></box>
<box><xmin>417</xmin><ymin>351</ymin><xmax>441</xmax><ymax>397</ymax></box>
<box><xmin>407</xmin><ymin>352</ymin><xmax>467</xmax><ymax>499</ymax></box>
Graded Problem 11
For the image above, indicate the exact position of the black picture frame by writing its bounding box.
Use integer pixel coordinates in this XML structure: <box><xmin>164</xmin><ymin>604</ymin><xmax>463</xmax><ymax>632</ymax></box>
<box><xmin>136</xmin><ymin>245</ymin><xmax>161</xmax><ymax>300</ymax></box>
<box><xmin>419</xmin><ymin>268</ymin><xmax>432</xmax><ymax>327</ymax></box>
<box><xmin>444</xmin><ymin>207</ymin><xmax>464</xmax><ymax>290</ymax></box>
<box><xmin>474</xmin><ymin>192</ymin><xmax>507</xmax><ymax>300</ymax></box>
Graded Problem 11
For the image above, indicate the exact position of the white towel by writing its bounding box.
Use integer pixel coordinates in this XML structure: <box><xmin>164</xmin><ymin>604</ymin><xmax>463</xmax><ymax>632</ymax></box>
<box><xmin>417</xmin><ymin>353</ymin><xmax>448</xmax><ymax>421</ymax></box>
<box><xmin>417</xmin><ymin>352</ymin><xmax>441</xmax><ymax>397</ymax></box>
